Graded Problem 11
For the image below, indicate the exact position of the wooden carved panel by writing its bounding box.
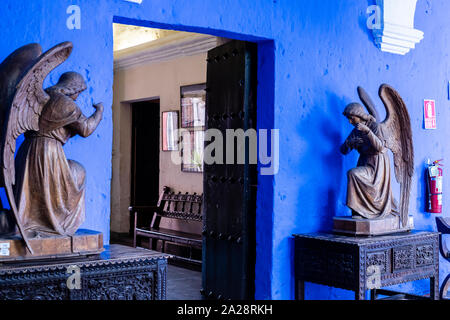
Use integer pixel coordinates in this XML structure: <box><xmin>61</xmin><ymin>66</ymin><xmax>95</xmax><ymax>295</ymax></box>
<box><xmin>393</xmin><ymin>246</ymin><xmax>414</xmax><ymax>271</ymax></box>
<box><xmin>416</xmin><ymin>244</ymin><xmax>434</xmax><ymax>266</ymax></box>
<box><xmin>294</xmin><ymin>232</ymin><xmax>440</xmax><ymax>300</ymax></box>
<box><xmin>0</xmin><ymin>245</ymin><xmax>168</xmax><ymax>300</ymax></box>
<box><xmin>0</xmin><ymin>282</ymin><xmax>68</xmax><ymax>300</ymax></box>
<box><xmin>366</xmin><ymin>250</ymin><xmax>388</xmax><ymax>274</ymax></box>
<box><xmin>328</xmin><ymin>252</ymin><xmax>354</xmax><ymax>276</ymax></box>
<box><xmin>82</xmin><ymin>273</ymin><xmax>153</xmax><ymax>300</ymax></box>
<box><xmin>298</xmin><ymin>248</ymin><xmax>326</xmax><ymax>275</ymax></box>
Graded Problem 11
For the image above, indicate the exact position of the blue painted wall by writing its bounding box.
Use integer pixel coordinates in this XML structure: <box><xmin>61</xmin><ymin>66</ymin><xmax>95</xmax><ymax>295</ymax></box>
<box><xmin>1</xmin><ymin>0</ymin><xmax>450</xmax><ymax>299</ymax></box>
<box><xmin>0</xmin><ymin>1</ymin><xmax>114</xmax><ymax>244</ymax></box>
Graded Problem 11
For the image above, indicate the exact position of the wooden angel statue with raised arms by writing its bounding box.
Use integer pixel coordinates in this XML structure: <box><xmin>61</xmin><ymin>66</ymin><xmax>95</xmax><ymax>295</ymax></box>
<box><xmin>0</xmin><ymin>42</ymin><xmax>103</xmax><ymax>254</ymax></box>
<box><xmin>336</xmin><ymin>84</ymin><xmax>414</xmax><ymax>235</ymax></box>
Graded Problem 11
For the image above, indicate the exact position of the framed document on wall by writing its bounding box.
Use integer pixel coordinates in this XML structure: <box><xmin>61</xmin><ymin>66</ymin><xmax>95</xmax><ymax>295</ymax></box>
<box><xmin>180</xmin><ymin>83</ymin><xmax>206</xmax><ymax>128</ymax></box>
<box><xmin>162</xmin><ymin>111</ymin><xmax>179</xmax><ymax>151</ymax></box>
<box><xmin>181</xmin><ymin>129</ymin><xmax>204</xmax><ymax>172</ymax></box>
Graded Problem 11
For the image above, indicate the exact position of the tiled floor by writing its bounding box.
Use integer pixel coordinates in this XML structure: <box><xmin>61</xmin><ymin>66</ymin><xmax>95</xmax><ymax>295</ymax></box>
<box><xmin>167</xmin><ymin>264</ymin><xmax>203</xmax><ymax>300</ymax></box>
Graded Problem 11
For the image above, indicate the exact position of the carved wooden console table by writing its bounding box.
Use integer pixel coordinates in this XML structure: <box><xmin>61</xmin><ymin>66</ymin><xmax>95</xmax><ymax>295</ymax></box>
<box><xmin>0</xmin><ymin>244</ymin><xmax>170</xmax><ymax>300</ymax></box>
<box><xmin>293</xmin><ymin>231</ymin><xmax>439</xmax><ymax>300</ymax></box>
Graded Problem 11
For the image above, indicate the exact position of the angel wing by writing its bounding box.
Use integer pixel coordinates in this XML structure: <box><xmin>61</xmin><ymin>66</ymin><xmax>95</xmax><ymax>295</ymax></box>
<box><xmin>357</xmin><ymin>86</ymin><xmax>380</xmax><ymax>122</ymax></box>
<box><xmin>0</xmin><ymin>41</ymin><xmax>73</xmax><ymax>254</ymax></box>
<box><xmin>0</xmin><ymin>43</ymin><xmax>43</xmax><ymax>172</ymax></box>
<box><xmin>378</xmin><ymin>84</ymin><xmax>414</xmax><ymax>228</ymax></box>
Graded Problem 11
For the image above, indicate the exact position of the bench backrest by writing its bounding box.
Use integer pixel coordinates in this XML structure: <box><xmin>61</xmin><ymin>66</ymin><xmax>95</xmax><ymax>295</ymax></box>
<box><xmin>157</xmin><ymin>186</ymin><xmax>203</xmax><ymax>221</ymax></box>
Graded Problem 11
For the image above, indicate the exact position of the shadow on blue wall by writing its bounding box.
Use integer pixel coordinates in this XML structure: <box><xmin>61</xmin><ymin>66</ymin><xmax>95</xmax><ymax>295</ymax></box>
<box><xmin>256</xmin><ymin>40</ymin><xmax>276</xmax><ymax>299</ymax></box>
<box><xmin>289</xmin><ymin>90</ymin><xmax>351</xmax><ymax>235</ymax></box>
<box><xmin>320</xmin><ymin>93</ymin><xmax>346</xmax><ymax>231</ymax></box>
<box><xmin>358</xmin><ymin>0</ymin><xmax>378</xmax><ymax>46</ymax></box>
<box><xmin>421</xmin><ymin>164</ymin><xmax>430</xmax><ymax>215</ymax></box>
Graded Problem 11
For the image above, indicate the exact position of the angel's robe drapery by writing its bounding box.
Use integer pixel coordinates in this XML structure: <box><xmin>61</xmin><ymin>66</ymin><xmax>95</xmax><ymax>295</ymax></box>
<box><xmin>341</xmin><ymin>120</ymin><xmax>397</xmax><ymax>219</ymax></box>
<box><xmin>13</xmin><ymin>92</ymin><xmax>98</xmax><ymax>237</ymax></box>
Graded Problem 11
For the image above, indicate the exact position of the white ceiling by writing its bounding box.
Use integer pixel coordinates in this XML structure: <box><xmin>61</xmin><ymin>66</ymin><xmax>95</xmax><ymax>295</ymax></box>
<box><xmin>113</xmin><ymin>23</ymin><xmax>192</xmax><ymax>51</ymax></box>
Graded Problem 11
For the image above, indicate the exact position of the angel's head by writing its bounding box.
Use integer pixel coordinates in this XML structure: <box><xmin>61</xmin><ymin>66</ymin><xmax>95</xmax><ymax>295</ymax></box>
<box><xmin>343</xmin><ymin>103</ymin><xmax>374</xmax><ymax>126</ymax></box>
<box><xmin>46</xmin><ymin>72</ymin><xmax>87</xmax><ymax>101</ymax></box>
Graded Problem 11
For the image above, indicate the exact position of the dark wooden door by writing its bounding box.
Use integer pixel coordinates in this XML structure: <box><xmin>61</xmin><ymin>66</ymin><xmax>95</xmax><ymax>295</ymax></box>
<box><xmin>130</xmin><ymin>100</ymin><xmax>160</xmax><ymax>233</ymax></box>
<box><xmin>202</xmin><ymin>40</ymin><xmax>257</xmax><ymax>300</ymax></box>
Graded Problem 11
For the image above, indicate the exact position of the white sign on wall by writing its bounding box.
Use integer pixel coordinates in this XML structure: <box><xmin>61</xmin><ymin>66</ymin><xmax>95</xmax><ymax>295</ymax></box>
<box><xmin>424</xmin><ymin>99</ymin><xmax>436</xmax><ymax>130</ymax></box>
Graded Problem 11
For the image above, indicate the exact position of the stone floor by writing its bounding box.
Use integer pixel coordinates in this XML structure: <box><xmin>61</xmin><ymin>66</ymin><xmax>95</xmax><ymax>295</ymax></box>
<box><xmin>167</xmin><ymin>264</ymin><xmax>203</xmax><ymax>300</ymax></box>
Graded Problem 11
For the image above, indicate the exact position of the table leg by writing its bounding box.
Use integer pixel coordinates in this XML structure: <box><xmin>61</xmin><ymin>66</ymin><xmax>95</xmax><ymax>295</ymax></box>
<box><xmin>355</xmin><ymin>288</ymin><xmax>366</xmax><ymax>300</ymax></box>
<box><xmin>295</xmin><ymin>280</ymin><xmax>305</xmax><ymax>300</ymax></box>
<box><xmin>430</xmin><ymin>276</ymin><xmax>439</xmax><ymax>300</ymax></box>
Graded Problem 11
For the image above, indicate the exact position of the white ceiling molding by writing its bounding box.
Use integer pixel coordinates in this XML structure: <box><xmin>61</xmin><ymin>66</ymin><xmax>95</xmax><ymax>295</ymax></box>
<box><xmin>114</xmin><ymin>33</ymin><xmax>220</xmax><ymax>70</ymax></box>
<box><xmin>372</xmin><ymin>0</ymin><xmax>424</xmax><ymax>55</ymax></box>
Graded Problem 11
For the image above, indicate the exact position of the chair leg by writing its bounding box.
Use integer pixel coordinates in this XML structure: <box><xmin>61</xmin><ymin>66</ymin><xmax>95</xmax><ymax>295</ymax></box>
<box><xmin>441</xmin><ymin>274</ymin><xmax>450</xmax><ymax>300</ymax></box>
<box><xmin>133</xmin><ymin>211</ymin><xmax>137</xmax><ymax>248</ymax></box>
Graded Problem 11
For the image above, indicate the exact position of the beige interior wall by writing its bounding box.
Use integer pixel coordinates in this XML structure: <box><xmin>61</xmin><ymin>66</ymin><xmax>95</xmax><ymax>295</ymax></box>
<box><xmin>111</xmin><ymin>53</ymin><xmax>206</xmax><ymax>234</ymax></box>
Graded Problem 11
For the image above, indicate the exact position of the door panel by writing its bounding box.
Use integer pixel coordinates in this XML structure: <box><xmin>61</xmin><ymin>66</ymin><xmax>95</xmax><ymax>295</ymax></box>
<box><xmin>202</xmin><ymin>40</ymin><xmax>257</xmax><ymax>300</ymax></box>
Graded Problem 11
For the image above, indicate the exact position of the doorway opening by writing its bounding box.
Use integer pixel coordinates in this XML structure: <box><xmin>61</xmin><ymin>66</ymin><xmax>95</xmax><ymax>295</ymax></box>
<box><xmin>109</xmin><ymin>19</ymin><xmax>273</xmax><ymax>300</ymax></box>
<box><xmin>110</xmin><ymin>25</ymin><xmax>219</xmax><ymax>264</ymax></box>
<box><xmin>130</xmin><ymin>99</ymin><xmax>160</xmax><ymax>233</ymax></box>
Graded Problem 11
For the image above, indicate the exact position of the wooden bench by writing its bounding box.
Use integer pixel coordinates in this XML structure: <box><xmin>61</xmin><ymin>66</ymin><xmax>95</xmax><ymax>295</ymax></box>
<box><xmin>129</xmin><ymin>186</ymin><xmax>203</xmax><ymax>264</ymax></box>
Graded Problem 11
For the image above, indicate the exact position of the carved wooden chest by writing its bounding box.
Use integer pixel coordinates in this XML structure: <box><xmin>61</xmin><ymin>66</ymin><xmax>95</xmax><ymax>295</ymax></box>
<box><xmin>0</xmin><ymin>244</ymin><xmax>169</xmax><ymax>300</ymax></box>
<box><xmin>293</xmin><ymin>231</ymin><xmax>439</xmax><ymax>300</ymax></box>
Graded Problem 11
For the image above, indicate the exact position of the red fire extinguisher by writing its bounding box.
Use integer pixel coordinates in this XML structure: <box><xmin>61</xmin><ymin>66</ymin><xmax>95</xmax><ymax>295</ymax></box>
<box><xmin>427</xmin><ymin>159</ymin><xmax>443</xmax><ymax>213</ymax></box>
